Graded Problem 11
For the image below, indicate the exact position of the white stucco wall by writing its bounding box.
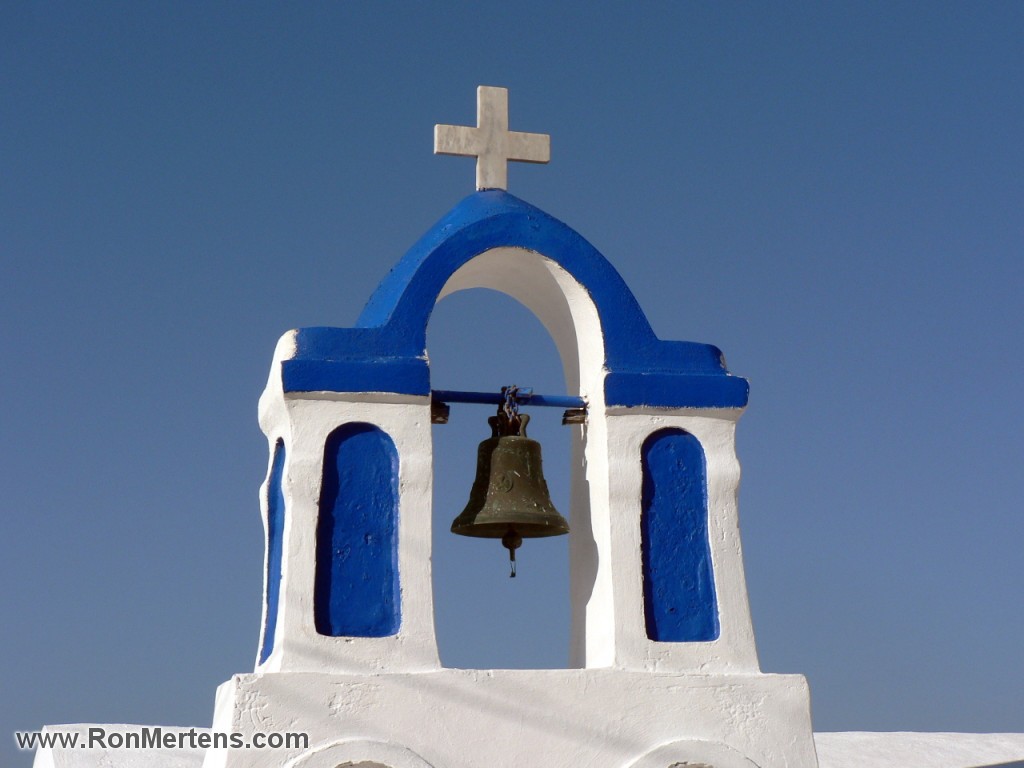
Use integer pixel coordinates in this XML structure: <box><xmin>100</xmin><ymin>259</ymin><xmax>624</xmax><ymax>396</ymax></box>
<box><xmin>256</xmin><ymin>387</ymin><xmax>440</xmax><ymax>675</ymax></box>
<box><xmin>35</xmin><ymin>724</ymin><xmax>1024</xmax><ymax>768</ymax></box>
<box><xmin>814</xmin><ymin>732</ymin><xmax>1024</xmax><ymax>768</ymax></box>
<box><xmin>201</xmin><ymin>669</ymin><xmax>818</xmax><ymax>768</ymax></box>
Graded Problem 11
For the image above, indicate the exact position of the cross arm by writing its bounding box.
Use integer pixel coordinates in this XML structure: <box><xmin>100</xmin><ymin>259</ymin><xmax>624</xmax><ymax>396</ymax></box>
<box><xmin>506</xmin><ymin>130</ymin><xmax>550</xmax><ymax>164</ymax></box>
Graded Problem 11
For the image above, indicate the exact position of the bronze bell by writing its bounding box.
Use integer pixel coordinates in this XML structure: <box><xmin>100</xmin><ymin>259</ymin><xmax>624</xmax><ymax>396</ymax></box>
<box><xmin>451</xmin><ymin>404</ymin><xmax>569</xmax><ymax>577</ymax></box>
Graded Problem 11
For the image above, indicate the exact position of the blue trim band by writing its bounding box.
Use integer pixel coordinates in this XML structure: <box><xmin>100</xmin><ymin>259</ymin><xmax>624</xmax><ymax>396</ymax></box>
<box><xmin>282</xmin><ymin>358</ymin><xmax>429</xmax><ymax>396</ymax></box>
<box><xmin>605</xmin><ymin>372</ymin><xmax>749</xmax><ymax>409</ymax></box>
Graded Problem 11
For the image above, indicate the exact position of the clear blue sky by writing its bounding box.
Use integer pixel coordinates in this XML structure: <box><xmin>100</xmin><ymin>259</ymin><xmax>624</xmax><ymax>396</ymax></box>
<box><xmin>3</xmin><ymin>3</ymin><xmax>1022</xmax><ymax>765</ymax></box>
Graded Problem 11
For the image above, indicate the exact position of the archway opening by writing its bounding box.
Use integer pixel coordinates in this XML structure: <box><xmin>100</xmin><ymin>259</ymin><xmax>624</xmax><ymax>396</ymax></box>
<box><xmin>428</xmin><ymin>288</ymin><xmax>572</xmax><ymax>669</ymax></box>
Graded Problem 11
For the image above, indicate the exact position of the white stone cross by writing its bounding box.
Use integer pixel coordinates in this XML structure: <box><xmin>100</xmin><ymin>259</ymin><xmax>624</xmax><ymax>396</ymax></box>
<box><xmin>434</xmin><ymin>85</ymin><xmax>550</xmax><ymax>191</ymax></box>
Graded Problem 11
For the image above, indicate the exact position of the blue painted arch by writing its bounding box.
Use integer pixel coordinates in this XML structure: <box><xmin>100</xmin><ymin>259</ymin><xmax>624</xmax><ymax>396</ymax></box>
<box><xmin>283</xmin><ymin>190</ymin><xmax>748</xmax><ymax>408</ymax></box>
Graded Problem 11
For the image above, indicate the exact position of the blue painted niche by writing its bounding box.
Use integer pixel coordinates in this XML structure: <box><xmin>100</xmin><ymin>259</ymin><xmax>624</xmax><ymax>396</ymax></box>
<box><xmin>281</xmin><ymin>190</ymin><xmax>748</xmax><ymax>409</ymax></box>
<box><xmin>259</xmin><ymin>439</ymin><xmax>286</xmax><ymax>664</ymax></box>
<box><xmin>314</xmin><ymin>423</ymin><xmax>401</xmax><ymax>638</ymax></box>
<box><xmin>641</xmin><ymin>428</ymin><xmax>719</xmax><ymax>642</ymax></box>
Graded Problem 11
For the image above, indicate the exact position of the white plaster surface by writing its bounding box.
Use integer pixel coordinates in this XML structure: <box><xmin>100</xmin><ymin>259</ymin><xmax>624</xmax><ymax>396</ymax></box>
<box><xmin>33</xmin><ymin>724</ymin><xmax>1024</xmax><ymax>768</ymax></box>
<box><xmin>256</xmin><ymin>394</ymin><xmax>440</xmax><ymax>674</ymax></box>
<box><xmin>602</xmin><ymin>407</ymin><xmax>756</xmax><ymax>673</ymax></box>
<box><xmin>814</xmin><ymin>732</ymin><xmax>1024</xmax><ymax>768</ymax></box>
<box><xmin>202</xmin><ymin>669</ymin><xmax>819</xmax><ymax>768</ymax></box>
<box><xmin>32</xmin><ymin>725</ymin><xmax>207</xmax><ymax>768</ymax></box>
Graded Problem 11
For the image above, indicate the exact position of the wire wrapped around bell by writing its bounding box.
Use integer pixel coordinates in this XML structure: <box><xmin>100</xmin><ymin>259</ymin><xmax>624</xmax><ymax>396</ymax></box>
<box><xmin>451</xmin><ymin>412</ymin><xmax>569</xmax><ymax>575</ymax></box>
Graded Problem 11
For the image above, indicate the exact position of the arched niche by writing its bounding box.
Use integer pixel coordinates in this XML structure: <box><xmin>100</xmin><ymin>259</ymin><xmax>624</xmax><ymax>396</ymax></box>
<box><xmin>432</xmin><ymin>247</ymin><xmax>605</xmax><ymax>668</ymax></box>
<box><xmin>436</xmin><ymin>246</ymin><xmax>606</xmax><ymax>401</ymax></box>
<box><xmin>640</xmin><ymin>428</ymin><xmax>719</xmax><ymax>642</ymax></box>
<box><xmin>314</xmin><ymin>423</ymin><xmax>401</xmax><ymax>638</ymax></box>
<box><xmin>283</xmin><ymin>739</ymin><xmax>434</xmax><ymax>768</ymax></box>
<box><xmin>426</xmin><ymin>285</ymin><xmax>573</xmax><ymax>668</ymax></box>
<box><xmin>626</xmin><ymin>739</ymin><xmax>761</xmax><ymax>768</ymax></box>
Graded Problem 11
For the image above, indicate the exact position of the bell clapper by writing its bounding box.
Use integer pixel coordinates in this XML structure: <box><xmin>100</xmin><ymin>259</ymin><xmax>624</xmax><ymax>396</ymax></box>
<box><xmin>502</xmin><ymin>529</ymin><xmax>523</xmax><ymax>578</ymax></box>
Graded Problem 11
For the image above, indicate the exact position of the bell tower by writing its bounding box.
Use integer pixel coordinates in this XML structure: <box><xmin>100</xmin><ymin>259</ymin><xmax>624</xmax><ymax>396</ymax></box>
<box><xmin>203</xmin><ymin>85</ymin><xmax>819</xmax><ymax>768</ymax></box>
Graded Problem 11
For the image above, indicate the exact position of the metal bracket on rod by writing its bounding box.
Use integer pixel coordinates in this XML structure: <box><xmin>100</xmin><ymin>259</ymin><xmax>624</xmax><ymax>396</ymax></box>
<box><xmin>430</xmin><ymin>388</ymin><xmax>587</xmax><ymax>425</ymax></box>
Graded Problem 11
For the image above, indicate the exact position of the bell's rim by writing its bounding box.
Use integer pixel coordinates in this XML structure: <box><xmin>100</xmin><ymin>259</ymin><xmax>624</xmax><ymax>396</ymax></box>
<box><xmin>450</xmin><ymin>520</ymin><xmax>570</xmax><ymax>539</ymax></box>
